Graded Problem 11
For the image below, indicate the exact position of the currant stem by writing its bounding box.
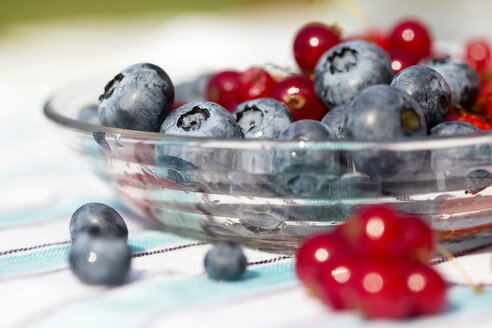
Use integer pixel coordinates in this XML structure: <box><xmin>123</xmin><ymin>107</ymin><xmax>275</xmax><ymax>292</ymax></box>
<box><xmin>437</xmin><ymin>244</ymin><xmax>484</xmax><ymax>294</ymax></box>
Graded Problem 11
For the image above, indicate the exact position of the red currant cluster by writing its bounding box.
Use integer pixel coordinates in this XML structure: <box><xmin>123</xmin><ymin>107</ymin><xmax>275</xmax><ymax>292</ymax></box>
<box><xmin>295</xmin><ymin>205</ymin><xmax>447</xmax><ymax>320</ymax></box>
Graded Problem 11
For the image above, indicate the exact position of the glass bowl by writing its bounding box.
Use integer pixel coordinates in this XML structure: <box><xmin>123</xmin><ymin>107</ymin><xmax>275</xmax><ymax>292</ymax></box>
<box><xmin>44</xmin><ymin>76</ymin><xmax>492</xmax><ymax>251</ymax></box>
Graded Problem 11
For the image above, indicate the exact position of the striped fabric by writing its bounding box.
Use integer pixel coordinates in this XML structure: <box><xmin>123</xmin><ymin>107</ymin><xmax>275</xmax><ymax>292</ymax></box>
<box><xmin>2</xmin><ymin>15</ymin><xmax>492</xmax><ymax>328</ymax></box>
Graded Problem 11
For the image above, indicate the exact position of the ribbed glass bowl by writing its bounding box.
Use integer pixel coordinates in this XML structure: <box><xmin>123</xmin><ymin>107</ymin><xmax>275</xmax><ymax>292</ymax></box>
<box><xmin>44</xmin><ymin>76</ymin><xmax>492</xmax><ymax>251</ymax></box>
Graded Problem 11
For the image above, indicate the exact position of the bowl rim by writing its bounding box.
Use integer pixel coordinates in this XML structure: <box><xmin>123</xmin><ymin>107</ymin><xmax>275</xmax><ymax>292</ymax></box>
<box><xmin>43</xmin><ymin>81</ymin><xmax>492</xmax><ymax>151</ymax></box>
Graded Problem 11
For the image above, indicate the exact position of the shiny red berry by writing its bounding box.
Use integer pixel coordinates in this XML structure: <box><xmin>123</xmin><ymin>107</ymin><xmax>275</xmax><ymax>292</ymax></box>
<box><xmin>465</xmin><ymin>39</ymin><xmax>491</xmax><ymax>73</ymax></box>
<box><xmin>399</xmin><ymin>215</ymin><xmax>435</xmax><ymax>263</ymax></box>
<box><xmin>336</xmin><ymin>205</ymin><xmax>404</xmax><ymax>253</ymax></box>
<box><xmin>293</xmin><ymin>22</ymin><xmax>341</xmax><ymax>73</ymax></box>
<box><xmin>404</xmin><ymin>261</ymin><xmax>447</xmax><ymax>316</ymax></box>
<box><xmin>389</xmin><ymin>19</ymin><xmax>432</xmax><ymax>59</ymax></box>
<box><xmin>389</xmin><ymin>49</ymin><xmax>420</xmax><ymax>74</ymax></box>
<box><xmin>317</xmin><ymin>250</ymin><xmax>358</xmax><ymax>310</ymax></box>
<box><xmin>351</xmin><ymin>254</ymin><xmax>412</xmax><ymax>319</ymax></box>
<box><xmin>205</xmin><ymin>70</ymin><xmax>243</xmax><ymax>108</ymax></box>
<box><xmin>239</xmin><ymin>67</ymin><xmax>276</xmax><ymax>100</ymax></box>
<box><xmin>270</xmin><ymin>75</ymin><xmax>328</xmax><ymax>121</ymax></box>
<box><xmin>295</xmin><ymin>231</ymin><xmax>349</xmax><ymax>290</ymax></box>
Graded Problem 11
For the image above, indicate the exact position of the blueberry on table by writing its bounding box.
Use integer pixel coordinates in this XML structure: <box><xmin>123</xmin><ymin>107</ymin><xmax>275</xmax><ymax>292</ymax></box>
<box><xmin>98</xmin><ymin>63</ymin><xmax>174</xmax><ymax>132</ymax></box>
<box><xmin>204</xmin><ymin>242</ymin><xmax>248</xmax><ymax>281</ymax></box>
<box><xmin>425</xmin><ymin>56</ymin><xmax>480</xmax><ymax>110</ymax></box>
<box><xmin>345</xmin><ymin>84</ymin><xmax>427</xmax><ymax>176</ymax></box>
<box><xmin>69</xmin><ymin>233</ymin><xmax>132</xmax><ymax>285</ymax></box>
<box><xmin>314</xmin><ymin>40</ymin><xmax>393</xmax><ymax>109</ymax></box>
<box><xmin>320</xmin><ymin>103</ymin><xmax>349</xmax><ymax>139</ymax></box>
<box><xmin>391</xmin><ymin>65</ymin><xmax>451</xmax><ymax>130</ymax></box>
<box><xmin>232</xmin><ymin>98</ymin><xmax>293</xmax><ymax>139</ymax></box>
<box><xmin>69</xmin><ymin>203</ymin><xmax>128</xmax><ymax>241</ymax></box>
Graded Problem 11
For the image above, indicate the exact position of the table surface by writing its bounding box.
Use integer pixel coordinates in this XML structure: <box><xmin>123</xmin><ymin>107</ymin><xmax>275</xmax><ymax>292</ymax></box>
<box><xmin>2</xmin><ymin>12</ymin><xmax>492</xmax><ymax>328</ymax></box>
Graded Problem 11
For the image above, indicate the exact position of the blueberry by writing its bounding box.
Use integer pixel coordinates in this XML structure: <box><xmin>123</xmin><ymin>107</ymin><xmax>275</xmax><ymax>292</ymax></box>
<box><xmin>274</xmin><ymin>120</ymin><xmax>343</xmax><ymax>196</ymax></box>
<box><xmin>98</xmin><ymin>63</ymin><xmax>174</xmax><ymax>132</ymax></box>
<box><xmin>69</xmin><ymin>203</ymin><xmax>128</xmax><ymax>241</ymax></box>
<box><xmin>430</xmin><ymin>121</ymin><xmax>491</xmax><ymax>175</ymax></box>
<box><xmin>425</xmin><ymin>56</ymin><xmax>480</xmax><ymax>110</ymax></box>
<box><xmin>391</xmin><ymin>65</ymin><xmax>451</xmax><ymax>130</ymax></box>
<box><xmin>204</xmin><ymin>242</ymin><xmax>248</xmax><ymax>281</ymax></box>
<box><xmin>232</xmin><ymin>98</ymin><xmax>293</xmax><ymax>139</ymax></box>
<box><xmin>345</xmin><ymin>85</ymin><xmax>427</xmax><ymax>176</ymax></box>
<box><xmin>314</xmin><ymin>40</ymin><xmax>393</xmax><ymax>109</ymax></box>
<box><xmin>78</xmin><ymin>104</ymin><xmax>99</xmax><ymax>124</ymax></box>
<box><xmin>69</xmin><ymin>233</ymin><xmax>131</xmax><ymax>285</ymax></box>
<box><xmin>155</xmin><ymin>102</ymin><xmax>243</xmax><ymax>184</ymax></box>
<box><xmin>174</xmin><ymin>73</ymin><xmax>212</xmax><ymax>102</ymax></box>
<box><xmin>279</xmin><ymin>119</ymin><xmax>333</xmax><ymax>141</ymax></box>
<box><xmin>158</xmin><ymin>101</ymin><xmax>243</xmax><ymax>138</ymax></box>
<box><xmin>320</xmin><ymin>103</ymin><xmax>349</xmax><ymax>139</ymax></box>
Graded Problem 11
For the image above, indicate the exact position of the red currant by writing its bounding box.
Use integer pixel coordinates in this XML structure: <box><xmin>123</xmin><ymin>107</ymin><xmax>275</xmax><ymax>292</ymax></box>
<box><xmin>295</xmin><ymin>231</ymin><xmax>349</xmax><ymax>290</ymax></box>
<box><xmin>389</xmin><ymin>19</ymin><xmax>432</xmax><ymax>59</ymax></box>
<box><xmin>270</xmin><ymin>75</ymin><xmax>328</xmax><ymax>121</ymax></box>
<box><xmin>336</xmin><ymin>205</ymin><xmax>404</xmax><ymax>253</ymax></box>
<box><xmin>399</xmin><ymin>215</ymin><xmax>434</xmax><ymax>263</ymax></box>
<box><xmin>317</xmin><ymin>250</ymin><xmax>358</xmax><ymax>310</ymax></box>
<box><xmin>389</xmin><ymin>49</ymin><xmax>420</xmax><ymax>74</ymax></box>
<box><xmin>293</xmin><ymin>22</ymin><xmax>341</xmax><ymax>73</ymax></box>
<box><xmin>465</xmin><ymin>39</ymin><xmax>491</xmax><ymax>74</ymax></box>
<box><xmin>239</xmin><ymin>67</ymin><xmax>276</xmax><ymax>100</ymax></box>
<box><xmin>205</xmin><ymin>70</ymin><xmax>243</xmax><ymax>109</ymax></box>
<box><xmin>351</xmin><ymin>254</ymin><xmax>412</xmax><ymax>319</ymax></box>
<box><xmin>404</xmin><ymin>261</ymin><xmax>447</xmax><ymax>316</ymax></box>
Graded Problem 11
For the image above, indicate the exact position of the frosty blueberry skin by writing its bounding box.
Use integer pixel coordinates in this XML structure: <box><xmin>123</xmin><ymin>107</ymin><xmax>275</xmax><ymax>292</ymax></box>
<box><xmin>425</xmin><ymin>56</ymin><xmax>480</xmax><ymax>110</ymax></box>
<box><xmin>320</xmin><ymin>103</ymin><xmax>349</xmax><ymax>139</ymax></box>
<box><xmin>158</xmin><ymin>101</ymin><xmax>243</xmax><ymax>138</ymax></box>
<box><xmin>232</xmin><ymin>98</ymin><xmax>293</xmax><ymax>139</ymax></box>
<box><xmin>391</xmin><ymin>65</ymin><xmax>451</xmax><ymax>130</ymax></box>
<box><xmin>430</xmin><ymin>121</ymin><xmax>491</xmax><ymax>175</ymax></box>
<box><xmin>204</xmin><ymin>242</ymin><xmax>248</xmax><ymax>281</ymax></box>
<box><xmin>69</xmin><ymin>203</ymin><xmax>128</xmax><ymax>241</ymax></box>
<box><xmin>155</xmin><ymin>102</ymin><xmax>243</xmax><ymax>183</ymax></box>
<box><xmin>98</xmin><ymin>63</ymin><xmax>174</xmax><ymax>132</ymax></box>
<box><xmin>69</xmin><ymin>233</ymin><xmax>132</xmax><ymax>285</ymax></box>
<box><xmin>345</xmin><ymin>85</ymin><xmax>427</xmax><ymax>176</ymax></box>
<box><xmin>314</xmin><ymin>40</ymin><xmax>393</xmax><ymax>109</ymax></box>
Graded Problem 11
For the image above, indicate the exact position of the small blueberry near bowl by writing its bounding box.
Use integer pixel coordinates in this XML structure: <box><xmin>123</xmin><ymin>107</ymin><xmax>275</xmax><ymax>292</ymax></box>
<box><xmin>44</xmin><ymin>74</ymin><xmax>492</xmax><ymax>251</ymax></box>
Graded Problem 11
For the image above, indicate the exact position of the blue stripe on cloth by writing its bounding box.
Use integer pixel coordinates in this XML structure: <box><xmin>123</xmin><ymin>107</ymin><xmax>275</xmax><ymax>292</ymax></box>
<box><xmin>0</xmin><ymin>231</ymin><xmax>190</xmax><ymax>279</ymax></box>
<box><xmin>33</xmin><ymin>261</ymin><xmax>295</xmax><ymax>328</ymax></box>
<box><xmin>0</xmin><ymin>198</ymin><xmax>122</xmax><ymax>228</ymax></box>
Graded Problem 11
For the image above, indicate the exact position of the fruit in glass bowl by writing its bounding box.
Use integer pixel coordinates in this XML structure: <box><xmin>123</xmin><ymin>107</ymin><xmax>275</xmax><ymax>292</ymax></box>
<box><xmin>44</xmin><ymin>20</ymin><xmax>492</xmax><ymax>251</ymax></box>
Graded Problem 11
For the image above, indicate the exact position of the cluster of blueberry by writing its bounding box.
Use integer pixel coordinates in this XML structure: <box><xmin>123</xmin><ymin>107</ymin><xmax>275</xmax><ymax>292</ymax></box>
<box><xmin>296</xmin><ymin>204</ymin><xmax>446</xmax><ymax>320</ymax></box>
<box><xmin>78</xmin><ymin>19</ymin><xmax>492</xmax><ymax>187</ymax></box>
<box><xmin>69</xmin><ymin>203</ymin><xmax>249</xmax><ymax>284</ymax></box>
